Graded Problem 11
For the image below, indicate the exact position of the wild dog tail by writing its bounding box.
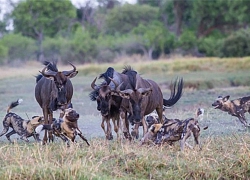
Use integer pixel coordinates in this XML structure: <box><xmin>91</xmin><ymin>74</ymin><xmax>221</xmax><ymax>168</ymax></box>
<box><xmin>7</xmin><ymin>99</ymin><xmax>23</xmax><ymax>113</ymax></box>
<box><xmin>35</xmin><ymin>124</ymin><xmax>53</xmax><ymax>135</ymax></box>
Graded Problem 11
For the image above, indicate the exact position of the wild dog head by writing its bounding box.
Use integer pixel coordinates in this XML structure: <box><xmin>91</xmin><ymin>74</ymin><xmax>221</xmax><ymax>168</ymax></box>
<box><xmin>139</xmin><ymin>123</ymin><xmax>162</xmax><ymax>145</ymax></box>
<box><xmin>212</xmin><ymin>95</ymin><xmax>230</xmax><ymax>110</ymax></box>
<box><xmin>63</xmin><ymin>108</ymin><xmax>79</xmax><ymax>122</ymax></box>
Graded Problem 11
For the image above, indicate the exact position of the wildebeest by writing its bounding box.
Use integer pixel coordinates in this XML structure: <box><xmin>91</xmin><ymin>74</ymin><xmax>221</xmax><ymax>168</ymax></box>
<box><xmin>35</xmin><ymin>61</ymin><xmax>78</xmax><ymax>144</ymax></box>
<box><xmin>90</xmin><ymin>66</ymin><xmax>137</xmax><ymax>140</ymax></box>
<box><xmin>212</xmin><ymin>95</ymin><xmax>250</xmax><ymax>127</ymax></box>
<box><xmin>0</xmin><ymin>99</ymin><xmax>44</xmax><ymax>143</ymax></box>
<box><xmin>115</xmin><ymin>73</ymin><xmax>183</xmax><ymax>139</ymax></box>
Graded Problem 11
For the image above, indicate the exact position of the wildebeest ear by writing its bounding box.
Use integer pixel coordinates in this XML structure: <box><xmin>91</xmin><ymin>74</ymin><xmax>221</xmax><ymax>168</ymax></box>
<box><xmin>66</xmin><ymin>71</ymin><xmax>78</xmax><ymax>78</ymax></box>
<box><xmin>223</xmin><ymin>95</ymin><xmax>230</xmax><ymax>101</ymax></box>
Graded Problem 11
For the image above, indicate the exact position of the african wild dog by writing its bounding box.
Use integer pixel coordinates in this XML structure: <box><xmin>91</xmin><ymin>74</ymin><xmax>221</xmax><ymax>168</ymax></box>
<box><xmin>36</xmin><ymin>108</ymin><xmax>90</xmax><ymax>146</ymax></box>
<box><xmin>0</xmin><ymin>99</ymin><xmax>44</xmax><ymax>143</ymax></box>
<box><xmin>140</xmin><ymin>108</ymin><xmax>206</xmax><ymax>151</ymax></box>
<box><xmin>212</xmin><ymin>95</ymin><xmax>250</xmax><ymax>127</ymax></box>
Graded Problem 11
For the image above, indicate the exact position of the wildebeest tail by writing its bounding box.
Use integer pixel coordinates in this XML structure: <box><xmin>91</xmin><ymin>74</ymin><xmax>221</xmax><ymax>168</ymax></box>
<box><xmin>163</xmin><ymin>77</ymin><xmax>183</xmax><ymax>107</ymax></box>
<box><xmin>7</xmin><ymin>99</ymin><xmax>23</xmax><ymax>113</ymax></box>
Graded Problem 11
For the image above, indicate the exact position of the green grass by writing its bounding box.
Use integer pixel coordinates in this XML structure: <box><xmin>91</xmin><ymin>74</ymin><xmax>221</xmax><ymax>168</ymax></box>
<box><xmin>0</xmin><ymin>57</ymin><xmax>250</xmax><ymax>179</ymax></box>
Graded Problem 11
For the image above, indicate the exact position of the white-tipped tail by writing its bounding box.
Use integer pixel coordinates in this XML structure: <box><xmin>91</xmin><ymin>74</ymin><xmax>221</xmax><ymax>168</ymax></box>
<box><xmin>18</xmin><ymin>99</ymin><xmax>23</xmax><ymax>104</ymax></box>
<box><xmin>35</xmin><ymin>125</ymin><xmax>44</xmax><ymax>134</ymax></box>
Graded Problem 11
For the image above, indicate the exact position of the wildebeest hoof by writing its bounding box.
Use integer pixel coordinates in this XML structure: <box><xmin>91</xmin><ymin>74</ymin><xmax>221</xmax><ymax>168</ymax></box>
<box><xmin>107</xmin><ymin>134</ymin><xmax>113</xmax><ymax>140</ymax></box>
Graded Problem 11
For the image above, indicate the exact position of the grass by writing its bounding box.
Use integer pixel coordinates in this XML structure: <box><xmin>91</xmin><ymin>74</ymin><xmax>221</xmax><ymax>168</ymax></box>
<box><xmin>0</xmin><ymin>57</ymin><xmax>250</xmax><ymax>179</ymax></box>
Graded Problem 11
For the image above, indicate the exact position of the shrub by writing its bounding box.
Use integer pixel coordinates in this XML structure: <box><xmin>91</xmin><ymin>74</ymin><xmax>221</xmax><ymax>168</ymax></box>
<box><xmin>0</xmin><ymin>33</ymin><xmax>36</xmax><ymax>63</ymax></box>
<box><xmin>220</xmin><ymin>28</ymin><xmax>250</xmax><ymax>57</ymax></box>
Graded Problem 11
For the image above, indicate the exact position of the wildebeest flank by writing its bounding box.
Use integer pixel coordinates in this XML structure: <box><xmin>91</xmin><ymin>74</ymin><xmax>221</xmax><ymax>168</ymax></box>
<box><xmin>35</xmin><ymin>61</ymin><xmax>78</xmax><ymax>144</ymax></box>
<box><xmin>212</xmin><ymin>95</ymin><xmax>250</xmax><ymax>127</ymax></box>
<box><xmin>116</xmin><ymin>74</ymin><xmax>183</xmax><ymax>139</ymax></box>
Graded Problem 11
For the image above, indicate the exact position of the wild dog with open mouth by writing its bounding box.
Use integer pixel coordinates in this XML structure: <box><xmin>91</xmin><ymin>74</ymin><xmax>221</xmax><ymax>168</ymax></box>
<box><xmin>212</xmin><ymin>95</ymin><xmax>250</xmax><ymax>127</ymax></box>
<box><xmin>0</xmin><ymin>99</ymin><xmax>44</xmax><ymax>143</ymax></box>
<box><xmin>36</xmin><ymin>108</ymin><xmax>90</xmax><ymax>146</ymax></box>
<box><xmin>140</xmin><ymin>108</ymin><xmax>206</xmax><ymax>151</ymax></box>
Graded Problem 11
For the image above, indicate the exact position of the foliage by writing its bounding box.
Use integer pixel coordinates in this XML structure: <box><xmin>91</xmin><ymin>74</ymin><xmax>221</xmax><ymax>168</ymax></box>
<box><xmin>176</xmin><ymin>29</ymin><xmax>196</xmax><ymax>51</ymax></box>
<box><xmin>72</xmin><ymin>27</ymin><xmax>97</xmax><ymax>63</ymax></box>
<box><xmin>0</xmin><ymin>44</ymin><xmax>8</xmax><ymax>64</ymax></box>
<box><xmin>220</xmin><ymin>28</ymin><xmax>250</xmax><ymax>57</ymax></box>
<box><xmin>11</xmin><ymin>0</ymin><xmax>76</xmax><ymax>39</ymax></box>
<box><xmin>0</xmin><ymin>33</ymin><xmax>36</xmax><ymax>63</ymax></box>
<box><xmin>105</xmin><ymin>4</ymin><xmax>159</xmax><ymax>35</ymax></box>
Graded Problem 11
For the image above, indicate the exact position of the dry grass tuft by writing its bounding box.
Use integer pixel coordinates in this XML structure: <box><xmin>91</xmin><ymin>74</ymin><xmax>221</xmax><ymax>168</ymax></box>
<box><xmin>0</xmin><ymin>134</ymin><xmax>250</xmax><ymax>179</ymax></box>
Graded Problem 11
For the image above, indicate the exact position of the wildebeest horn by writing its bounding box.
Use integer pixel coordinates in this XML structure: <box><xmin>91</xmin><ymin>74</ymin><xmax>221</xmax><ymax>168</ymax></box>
<box><xmin>91</xmin><ymin>77</ymin><xmax>98</xmax><ymax>90</ymax></box>
<box><xmin>137</xmin><ymin>87</ymin><xmax>152</xmax><ymax>94</ymax></box>
<box><xmin>40</xmin><ymin>64</ymin><xmax>57</xmax><ymax>78</ymax></box>
<box><xmin>109</xmin><ymin>78</ymin><xmax>119</xmax><ymax>89</ymax></box>
<box><xmin>63</xmin><ymin>62</ymin><xmax>77</xmax><ymax>76</ymax></box>
<box><xmin>116</xmin><ymin>82</ymin><xmax>123</xmax><ymax>92</ymax></box>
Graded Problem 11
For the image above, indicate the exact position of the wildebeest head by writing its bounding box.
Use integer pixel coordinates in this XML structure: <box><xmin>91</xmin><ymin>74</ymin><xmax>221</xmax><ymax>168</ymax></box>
<box><xmin>64</xmin><ymin>108</ymin><xmax>79</xmax><ymax>122</ymax></box>
<box><xmin>90</xmin><ymin>77</ymin><xmax>115</xmax><ymax>117</ymax></box>
<box><xmin>117</xmin><ymin>84</ymin><xmax>152</xmax><ymax>123</ymax></box>
<box><xmin>40</xmin><ymin>61</ymin><xmax>78</xmax><ymax>110</ymax></box>
<box><xmin>212</xmin><ymin>95</ymin><xmax>230</xmax><ymax>109</ymax></box>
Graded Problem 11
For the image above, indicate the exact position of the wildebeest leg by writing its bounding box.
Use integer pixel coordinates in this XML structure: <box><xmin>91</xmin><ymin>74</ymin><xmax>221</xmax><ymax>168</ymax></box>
<box><xmin>42</xmin><ymin>108</ymin><xmax>49</xmax><ymax>144</ymax></box>
<box><xmin>112</xmin><ymin>116</ymin><xmax>119</xmax><ymax>140</ymax></box>
<box><xmin>141</xmin><ymin>116</ymin><xmax>148</xmax><ymax>137</ymax></box>
<box><xmin>156</xmin><ymin>107</ymin><xmax>163</xmax><ymax>124</ymax></box>
<box><xmin>120</xmin><ymin>111</ymin><xmax>131</xmax><ymax>140</ymax></box>
<box><xmin>48</xmin><ymin>112</ymin><xmax>54</xmax><ymax>142</ymax></box>
<box><xmin>131</xmin><ymin>123</ymin><xmax>140</xmax><ymax>139</ymax></box>
<box><xmin>5</xmin><ymin>130</ymin><xmax>16</xmax><ymax>143</ymax></box>
<box><xmin>101</xmin><ymin>117</ymin><xmax>113</xmax><ymax>140</ymax></box>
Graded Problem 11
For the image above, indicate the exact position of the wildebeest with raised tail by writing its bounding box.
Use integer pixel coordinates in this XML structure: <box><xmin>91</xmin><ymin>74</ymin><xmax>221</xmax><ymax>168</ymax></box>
<box><xmin>35</xmin><ymin>61</ymin><xmax>78</xmax><ymax>144</ymax></box>
<box><xmin>90</xmin><ymin>66</ymin><xmax>137</xmax><ymax>140</ymax></box>
<box><xmin>115</xmin><ymin>74</ymin><xmax>183</xmax><ymax>139</ymax></box>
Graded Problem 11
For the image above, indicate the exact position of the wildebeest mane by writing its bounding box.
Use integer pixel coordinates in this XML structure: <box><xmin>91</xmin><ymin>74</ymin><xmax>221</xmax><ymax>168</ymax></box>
<box><xmin>42</xmin><ymin>61</ymin><xmax>58</xmax><ymax>72</ymax></box>
<box><xmin>122</xmin><ymin>66</ymin><xmax>137</xmax><ymax>90</ymax></box>
<box><xmin>98</xmin><ymin>67</ymin><xmax>114</xmax><ymax>84</ymax></box>
<box><xmin>89</xmin><ymin>81</ymin><xmax>107</xmax><ymax>101</ymax></box>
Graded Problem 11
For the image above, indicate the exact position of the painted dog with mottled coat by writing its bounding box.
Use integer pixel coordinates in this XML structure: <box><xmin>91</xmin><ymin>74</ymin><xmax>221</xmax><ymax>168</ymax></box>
<box><xmin>212</xmin><ymin>95</ymin><xmax>250</xmax><ymax>127</ymax></box>
<box><xmin>0</xmin><ymin>99</ymin><xmax>44</xmax><ymax>143</ymax></box>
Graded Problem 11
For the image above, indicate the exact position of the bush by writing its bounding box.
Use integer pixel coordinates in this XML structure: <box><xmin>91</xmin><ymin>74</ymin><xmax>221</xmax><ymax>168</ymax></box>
<box><xmin>220</xmin><ymin>28</ymin><xmax>250</xmax><ymax>57</ymax></box>
<box><xmin>0</xmin><ymin>33</ymin><xmax>36</xmax><ymax>63</ymax></box>
<box><xmin>43</xmin><ymin>37</ymin><xmax>74</xmax><ymax>64</ymax></box>
<box><xmin>176</xmin><ymin>30</ymin><xmax>196</xmax><ymax>51</ymax></box>
<box><xmin>0</xmin><ymin>44</ymin><xmax>8</xmax><ymax>64</ymax></box>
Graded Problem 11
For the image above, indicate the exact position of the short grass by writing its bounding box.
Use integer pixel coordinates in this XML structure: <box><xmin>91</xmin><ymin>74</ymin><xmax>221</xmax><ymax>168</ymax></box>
<box><xmin>0</xmin><ymin>57</ymin><xmax>250</xmax><ymax>179</ymax></box>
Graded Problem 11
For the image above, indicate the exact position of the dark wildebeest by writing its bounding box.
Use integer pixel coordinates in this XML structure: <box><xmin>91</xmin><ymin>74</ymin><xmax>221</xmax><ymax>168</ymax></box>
<box><xmin>89</xmin><ymin>67</ymin><xmax>137</xmax><ymax>140</ymax></box>
<box><xmin>212</xmin><ymin>95</ymin><xmax>250</xmax><ymax>127</ymax></box>
<box><xmin>115</xmin><ymin>74</ymin><xmax>183</xmax><ymax>139</ymax></box>
<box><xmin>35</xmin><ymin>61</ymin><xmax>78</xmax><ymax>144</ymax></box>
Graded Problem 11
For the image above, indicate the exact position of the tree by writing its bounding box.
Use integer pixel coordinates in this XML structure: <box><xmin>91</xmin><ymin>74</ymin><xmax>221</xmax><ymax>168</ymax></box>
<box><xmin>11</xmin><ymin>0</ymin><xmax>76</xmax><ymax>61</ymax></box>
<box><xmin>105</xmin><ymin>4</ymin><xmax>159</xmax><ymax>35</ymax></box>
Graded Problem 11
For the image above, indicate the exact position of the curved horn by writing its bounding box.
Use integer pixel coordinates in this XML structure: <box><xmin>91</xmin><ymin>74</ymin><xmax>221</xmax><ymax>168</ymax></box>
<box><xmin>39</xmin><ymin>64</ymin><xmax>57</xmax><ymax>78</ymax></box>
<box><xmin>116</xmin><ymin>82</ymin><xmax>124</xmax><ymax>92</ymax></box>
<box><xmin>137</xmin><ymin>87</ymin><xmax>152</xmax><ymax>94</ymax></box>
<box><xmin>91</xmin><ymin>77</ymin><xmax>98</xmax><ymax>90</ymax></box>
<box><xmin>109</xmin><ymin>78</ymin><xmax>119</xmax><ymax>89</ymax></box>
<box><xmin>63</xmin><ymin>62</ymin><xmax>77</xmax><ymax>76</ymax></box>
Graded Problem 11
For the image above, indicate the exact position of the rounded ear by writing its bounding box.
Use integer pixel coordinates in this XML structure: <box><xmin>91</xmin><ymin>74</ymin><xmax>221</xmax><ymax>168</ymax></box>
<box><xmin>119</xmin><ymin>92</ymin><xmax>130</xmax><ymax>99</ymax></box>
<box><xmin>223</xmin><ymin>95</ymin><xmax>230</xmax><ymax>101</ymax></box>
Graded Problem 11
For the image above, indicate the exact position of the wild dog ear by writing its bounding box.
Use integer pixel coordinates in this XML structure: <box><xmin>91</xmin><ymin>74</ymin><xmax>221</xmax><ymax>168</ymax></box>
<box><xmin>119</xmin><ymin>92</ymin><xmax>130</xmax><ymax>99</ymax></box>
<box><xmin>223</xmin><ymin>95</ymin><xmax>230</xmax><ymax>102</ymax></box>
